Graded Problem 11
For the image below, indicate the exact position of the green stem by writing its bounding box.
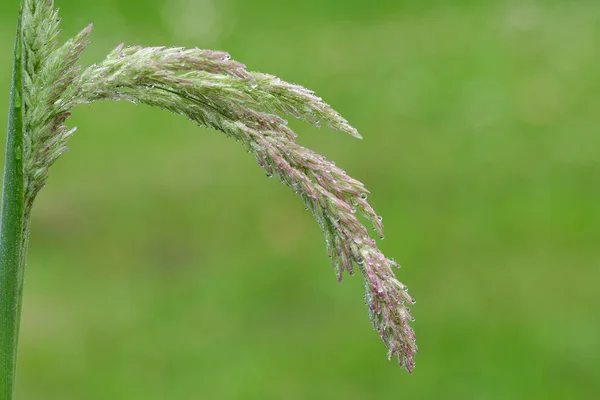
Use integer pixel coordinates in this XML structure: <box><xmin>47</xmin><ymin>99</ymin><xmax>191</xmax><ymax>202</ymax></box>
<box><xmin>0</xmin><ymin>4</ymin><xmax>25</xmax><ymax>399</ymax></box>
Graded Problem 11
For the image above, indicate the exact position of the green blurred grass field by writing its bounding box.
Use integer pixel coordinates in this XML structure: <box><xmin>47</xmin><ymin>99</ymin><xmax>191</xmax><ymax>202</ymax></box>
<box><xmin>1</xmin><ymin>0</ymin><xmax>599</xmax><ymax>398</ymax></box>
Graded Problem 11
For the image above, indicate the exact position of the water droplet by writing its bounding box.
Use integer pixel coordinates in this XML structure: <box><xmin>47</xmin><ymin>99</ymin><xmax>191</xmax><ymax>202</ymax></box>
<box><xmin>380</xmin><ymin>236</ymin><xmax>385</xmax><ymax>240</ymax></box>
<box><xmin>350</xmin><ymin>208</ymin><xmax>357</xmax><ymax>214</ymax></box>
<box><xmin>360</xmin><ymin>193</ymin><xmax>368</xmax><ymax>200</ymax></box>
<box><xmin>13</xmin><ymin>93</ymin><xmax>21</xmax><ymax>108</ymax></box>
<box><xmin>378</xmin><ymin>215</ymin><xmax>383</xmax><ymax>222</ymax></box>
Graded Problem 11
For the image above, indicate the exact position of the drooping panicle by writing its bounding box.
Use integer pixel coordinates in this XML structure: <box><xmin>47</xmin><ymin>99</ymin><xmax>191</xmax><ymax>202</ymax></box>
<box><xmin>16</xmin><ymin>1</ymin><xmax>416</xmax><ymax>372</ymax></box>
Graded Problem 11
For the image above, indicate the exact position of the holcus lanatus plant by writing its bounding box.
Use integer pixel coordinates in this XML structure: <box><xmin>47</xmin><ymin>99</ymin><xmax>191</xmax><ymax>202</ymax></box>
<box><xmin>0</xmin><ymin>1</ymin><xmax>417</xmax><ymax>396</ymax></box>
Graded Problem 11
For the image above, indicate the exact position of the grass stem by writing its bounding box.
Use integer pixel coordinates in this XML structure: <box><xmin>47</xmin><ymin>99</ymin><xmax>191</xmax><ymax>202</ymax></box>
<box><xmin>0</xmin><ymin>4</ymin><xmax>25</xmax><ymax>399</ymax></box>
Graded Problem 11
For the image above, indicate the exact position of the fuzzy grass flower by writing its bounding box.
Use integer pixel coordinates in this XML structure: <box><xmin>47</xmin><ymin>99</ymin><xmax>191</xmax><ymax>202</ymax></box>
<box><xmin>1</xmin><ymin>1</ymin><xmax>417</xmax><ymax>396</ymax></box>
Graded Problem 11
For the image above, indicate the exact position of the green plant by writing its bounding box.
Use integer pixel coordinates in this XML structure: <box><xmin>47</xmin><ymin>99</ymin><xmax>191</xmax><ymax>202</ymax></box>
<box><xmin>0</xmin><ymin>0</ymin><xmax>416</xmax><ymax>396</ymax></box>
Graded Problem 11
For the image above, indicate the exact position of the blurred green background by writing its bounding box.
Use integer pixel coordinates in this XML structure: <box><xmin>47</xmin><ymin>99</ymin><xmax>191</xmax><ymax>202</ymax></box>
<box><xmin>1</xmin><ymin>0</ymin><xmax>599</xmax><ymax>398</ymax></box>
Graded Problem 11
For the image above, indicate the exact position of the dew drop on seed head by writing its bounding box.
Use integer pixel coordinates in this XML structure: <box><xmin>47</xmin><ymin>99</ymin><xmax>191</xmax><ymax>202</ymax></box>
<box><xmin>360</xmin><ymin>193</ymin><xmax>368</xmax><ymax>199</ymax></box>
